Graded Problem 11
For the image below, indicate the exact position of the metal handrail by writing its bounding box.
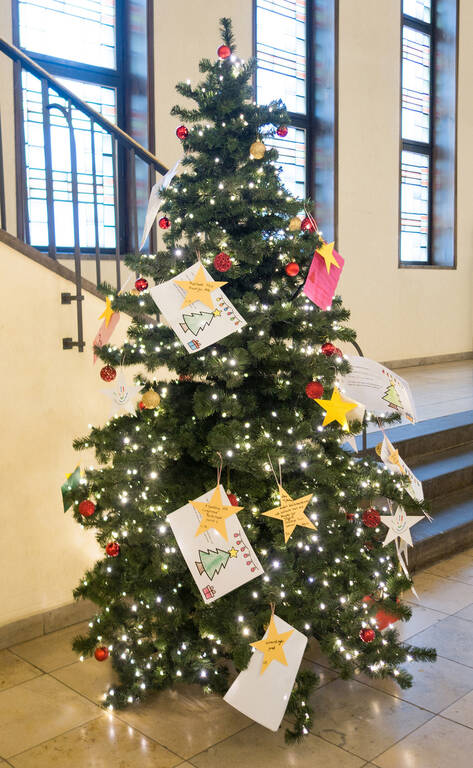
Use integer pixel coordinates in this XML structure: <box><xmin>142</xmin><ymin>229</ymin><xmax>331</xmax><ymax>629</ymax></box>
<box><xmin>0</xmin><ymin>38</ymin><xmax>168</xmax><ymax>175</ymax></box>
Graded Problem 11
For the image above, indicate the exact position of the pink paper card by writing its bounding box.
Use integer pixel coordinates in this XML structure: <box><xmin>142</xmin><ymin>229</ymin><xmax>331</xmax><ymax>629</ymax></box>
<box><xmin>303</xmin><ymin>249</ymin><xmax>344</xmax><ymax>310</ymax></box>
<box><xmin>93</xmin><ymin>311</ymin><xmax>120</xmax><ymax>363</ymax></box>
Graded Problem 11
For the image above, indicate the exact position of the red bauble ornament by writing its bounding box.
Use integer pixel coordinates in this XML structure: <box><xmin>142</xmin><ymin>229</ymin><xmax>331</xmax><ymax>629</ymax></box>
<box><xmin>135</xmin><ymin>277</ymin><xmax>148</xmax><ymax>292</ymax></box>
<box><xmin>321</xmin><ymin>342</ymin><xmax>336</xmax><ymax>357</ymax></box>
<box><xmin>176</xmin><ymin>125</ymin><xmax>189</xmax><ymax>140</ymax></box>
<box><xmin>138</xmin><ymin>401</ymin><xmax>145</xmax><ymax>410</ymax></box>
<box><xmin>227</xmin><ymin>492</ymin><xmax>239</xmax><ymax>506</ymax></box>
<box><xmin>105</xmin><ymin>541</ymin><xmax>120</xmax><ymax>557</ymax></box>
<box><xmin>213</xmin><ymin>252</ymin><xmax>232</xmax><ymax>272</ymax></box>
<box><xmin>363</xmin><ymin>507</ymin><xmax>381</xmax><ymax>528</ymax></box>
<box><xmin>301</xmin><ymin>216</ymin><xmax>316</xmax><ymax>232</ymax></box>
<box><xmin>79</xmin><ymin>500</ymin><xmax>95</xmax><ymax>518</ymax></box>
<box><xmin>100</xmin><ymin>365</ymin><xmax>116</xmax><ymax>383</ymax></box>
<box><xmin>359</xmin><ymin>628</ymin><xmax>376</xmax><ymax>643</ymax></box>
<box><xmin>94</xmin><ymin>646</ymin><xmax>109</xmax><ymax>662</ymax></box>
<box><xmin>158</xmin><ymin>216</ymin><xmax>171</xmax><ymax>230</ymax></box>
<box><xmin>334</xmin><ymin>347</ymin><xmax>343</xmax><ymax>358</ymax></box>
<box><xmin>276</xmin><ymin>126</ymin><xmax>288</xmax><ymax>137</ymax></box>
<box><xmin>305</xmin><ymin>381</ymin><xmax>324</xmax><ymax>400</ymax></box>
<box><xmin>285</xmin><ymin>262</ymin><xmax>300</xmax><ymax>276</ymax></box>
<box><xmin>346</xmin><ymin>512</ymin><xmax>355</xmax><ymax>522</ymax></box>
<box><xmin>217</xmin><ymin>44</ymin><xmax>231</xmax><ymax>59</ymax></box>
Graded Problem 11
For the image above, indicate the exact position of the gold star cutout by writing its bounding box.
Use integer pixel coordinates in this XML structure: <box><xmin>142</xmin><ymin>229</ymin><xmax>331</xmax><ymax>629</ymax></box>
<box><xmin>191</xmin><ymin>485</ymin><xmax>243</xmax><ymax>541</ymax></box>
<box><xmin>315</xmin><ymin>387</ymin><xmax>358</xmax><ymax>430</ymax></box>
<box><xmin>98</xmin><ymin>297</ymin><xmax>115</xmax><ymax>327</ymax></box>
<box><xmin>213</xmin><ymin>309</ymin><xmax>222</xmax><ymax>317</ymax></box>
<box><xmin>262</xmin><ymin>485</ymin><xmax>315</xmax><ymax>543</ymax></box>
<box><xmin>251</xmin><ymin>615</ymin><xmax>294</xmax><ymax>674</ymax></box>
<box><xmin>316</xmin><ymin>241</ymin><xmax>340</xmax><ymax>273</ymax></box>
<box><xmin>228</xmin><ymin>547</ymin><xmax>238</xmax><ymax>558</ymax></box>
<box><xmin>174</xmin><ymin>264</ymin><xmax>227</xmax><ymax>310</ymax></box>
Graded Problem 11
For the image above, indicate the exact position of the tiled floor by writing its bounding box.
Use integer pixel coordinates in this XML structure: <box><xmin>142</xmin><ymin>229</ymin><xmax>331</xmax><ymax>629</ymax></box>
<box><xmin>396</xmin><ymin>360</ymin><xmax>473</xmax><ymax>422</ymax></box>
<box><xmin>2</xmin><ymin>550</ymin><xmax>473</xmax><ymax>766</ymax></box>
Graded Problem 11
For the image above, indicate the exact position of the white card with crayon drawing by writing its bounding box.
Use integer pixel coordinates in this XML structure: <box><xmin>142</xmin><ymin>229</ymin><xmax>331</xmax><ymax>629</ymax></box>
<box><xmin>167</xmin><ymin>487</ymin><xmax>263</xmax><ymax>603</ymax></box>
<box><xmin>150</xmin><ymin>261</ymin><xmax>246</xmax><ymax>354</ymax></box>
<box><xmin>339</xmin><ymin>356</ymin><xmax>417</xmax><ymax>423</ymax></box>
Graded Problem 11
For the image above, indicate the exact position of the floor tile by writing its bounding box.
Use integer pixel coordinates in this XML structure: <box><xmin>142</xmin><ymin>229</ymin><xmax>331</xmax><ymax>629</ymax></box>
<box><xmin>441</xmin><ymin>689</ymin><xmax>473</xmax><ymax>729</ymax></box>
<box><xmin>116</xmin><ymin>683</ymin><xmax>251</xmax><ymax>760</ymax></box>
<box><xmin>395</xmin><ymin>604</ymin><xmax>446</xmax><ymax>641</ymax></box>
<box><xmin>52</xmin><ymin>656</ymin><xmax>118</xmax><ymax>704</ymax></box>
<box><xmin>454</xmin><ymin>602</ymin><xmax>473</xmax><ymax>622</ymax></box>
<box><xmin>10</xmin><ymin>622</ymin><xmax>88</xmax><ymax>673</ymax></box>
<box><xmin>300</xmin><ymin>659</ymin><xmax>339</xmax><ymax>689</ymax></box>
<box><xmin>0</xmin><ymin>674</ymin><xmax>101</xmax><ymax>758</ymax></box>
<box><xmin>424</xmin><ymin>553</ymin><xmax>473</xmax><ymax>585</ymax></box>
<box><xmin>407</xmin><ymin>615</ymin><xmax>473</xmax><ymax>668</ymax></box>
<box><xmin>374</xmin><ymin>716</ymin><xmax>473</xmax><ymax>768</ymax></box>
<box><xmin>304</xmin><ymin>637</ymin><xmax>334</xmax><ymax>668</ymax></box>
<box><xmin>9</xmin><ymin>713</ymin><xmax>180</xmax><ymax>768</ymax></box>
<box><xmin>308</xmin><ymin>677</ymin><xmax>432</xmax><ymax>761</ymax></box>
<box><xmin>407</xmin><ymin>572</ymin><xmax>473</xmax><ymax>614</ymax></box>
<box><xmin>0</xmin><ymin>649</ymin><xmax>41</xmax><ymax>691</ymax></box>
<box><xmin>357</xmin><ymin>655</ymin><xmax>473</xmax><ymax>713</ymax></box>
<box><xmin>191</xmin><ymin>722</ymin><xmax>364</xmax><ymax>767</ymax></box>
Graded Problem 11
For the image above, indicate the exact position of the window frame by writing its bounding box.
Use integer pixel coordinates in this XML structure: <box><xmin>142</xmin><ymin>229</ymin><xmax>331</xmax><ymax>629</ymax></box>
<box><xmin>399</xmin><ymin>0</ymin><xmax>458</xmax><ymax>269</ymax></box>
<box><xmin>11</xmin><ymin>0</ymin><xmax>127</xmax><ymax>254</ymax></box>
<box><xmin>253</xmin><ymin>0</ymin><xmax>338</xmax><ymax>242</ymax></box>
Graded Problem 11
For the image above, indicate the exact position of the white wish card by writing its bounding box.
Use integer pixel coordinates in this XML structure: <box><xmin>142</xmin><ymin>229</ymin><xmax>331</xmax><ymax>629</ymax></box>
<box><xmin>166</xmin><ymin>486</ymin><xmax>263</xmax><ymax>603</ymax></box>
<box><xmin>340</xmin><ymin>356</ymin><xmax>417</xmax><ymax>423</ymax></box>
<box><xmin>140</xmin><ymin>160</ymin><xmax>180</xmax><ymax>250</ymax></box>
<box><xmin>378</xmin><ymin>435</ymin><xmax>424</xmax><ymax>503</ymax></box>
<box><xmin>224</xmin><ymin>614</ymin><xmax>307</xmax><ymax>731</ymax></box>
<box><xmin>150</xmin><ymin>261</ymin><xmax>247</xmax><ymax>354</ymax></box>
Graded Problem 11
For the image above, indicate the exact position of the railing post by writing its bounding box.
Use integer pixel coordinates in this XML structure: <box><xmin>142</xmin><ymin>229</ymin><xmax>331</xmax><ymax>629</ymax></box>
<box><xmin>41</xmin><ymin>78</ymin><xmax>56</xmax><ymax>259</ymax></box>
<box><xmin>0</xmin><ymin>111</ymin><xmax>6</xmax><ymax>230</ymax></box>
<box><xmin>112</xmin><ymin>137</ymin><xmax>121</xmax><ymax>292</ymax></box>
<box><xmin>90</xmin><ymin>119</ymin><xmax>101</xmax><ymax>286</ymax></box>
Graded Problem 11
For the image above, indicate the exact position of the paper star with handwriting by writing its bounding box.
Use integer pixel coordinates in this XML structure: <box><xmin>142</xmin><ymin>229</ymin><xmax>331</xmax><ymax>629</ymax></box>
<box><xmin>316</xmin><ymin>241</ymin><xmax>340</xmax><ymax>273</ymax></box>
<box><xmin>190</xmin><ymin>485</ymin><xmax>243</xmax><ymax>541</ymax></box>
<box><xmin>98</xmin><ymin>297</ymin><xmax>115</xmax><ymax>327</ymax></box>
<box><xmin>380</xmin><ymin>506</ymin><xmax>424</xmax><ymax>548</ymax></box>
<box><xmin>174</xmin><ymin>264</ymin><xmax>227</xmax><ymax>310</ymax></box>
<box><xmin>262</xmin><ymin>485</ymin><xmax>315</xmax><ymax>543</ymax></box>
<box><xmin>315</xmin><ymin>387</ymin><xmax>358</xmax><ymax>429</ymax></box>
<box><xmin>250</xmin><ymin>615</ymin><xmax>294</xmax><ymax>674</ymax></box>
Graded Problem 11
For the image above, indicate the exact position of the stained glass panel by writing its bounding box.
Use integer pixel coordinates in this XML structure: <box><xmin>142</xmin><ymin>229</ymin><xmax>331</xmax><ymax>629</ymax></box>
<box><xmin>403</xmin><ymin>0</ymin><xmax>431</xmax><ymax>23</ymax></box>
<box><xmin>400</xmin><ymin>150</ymin><xmax>429</xmax><ymax>263</ymax></box>
<box><xmin>256</xmin><ymin>0</ymin><xmax>306</xmax><ymax>114</ymax></box>
<box><xmin>402</xmin><ymin>26</ymin><xmax>431</xmax><ymax>143</ymax></box>
<box><xmin>266</xmin><ymin>126</ymin><xmax>306</xmax><ymax>199</ymax></box>
<box><xmin>18</xmin><ymin>0</ymin><xmax>116</xmax><ymax>69</ymax></box>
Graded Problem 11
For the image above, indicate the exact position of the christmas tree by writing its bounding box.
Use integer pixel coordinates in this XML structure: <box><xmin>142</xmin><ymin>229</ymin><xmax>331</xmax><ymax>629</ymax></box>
<box><xmin>382</xmin><ymin>380</ymin><xmax>404</xmax><ymax>409</ymax></box>
<box><xmin>69</xmin><ymin>19</ymin><xmax>435</xmax><ymax>742</ymax></box>
<box><xmin>180</xmin><ymin>309</ymin><xmax>216</xmax><ymax>335</ymax></box>
<box><xmin>196</xmin><ymin>548</ymin><xmax>232</xmax><ymax>579</ymax></box>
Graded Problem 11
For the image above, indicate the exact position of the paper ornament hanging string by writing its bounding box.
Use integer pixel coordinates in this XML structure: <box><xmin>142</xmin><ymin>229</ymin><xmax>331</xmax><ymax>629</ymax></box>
<box><xmin>189</xmin><ymin>454</ymin><xmax>243</xmax><ymax>540</ymax></box>
<box><xmin>261</xmin><ymin>457</ymin><xmax>315</xmax><ymax>542</ymax></box>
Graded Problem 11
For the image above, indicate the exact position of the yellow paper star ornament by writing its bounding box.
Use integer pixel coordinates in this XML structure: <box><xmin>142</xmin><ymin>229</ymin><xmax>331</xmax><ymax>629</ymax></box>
<box><xmin>98</xmin><ymin>297</ymin><xmax>115</xmax><ymax>327</ymax></box>
<box><xmin>191</xmin><ymin>485</ymin><xmax>243</xmax><ymax>541</ymax></box>
<box><xmin>315</xmin><ymin>387</ymin><xmax>358</xmax><ymax>430</ymax></box>
<box><xmin>262</xmin><ymin>485</ymin><xmax>315</xmax><ymax>543</ymax></box>
<box><xmin>251</xmin><ymin>615</ymin><xmax>294</xmax><ymax>674</ymax></box>
<box><xmin>316</xmin><ymin>241</ymin><xmax>340</xmax><ymax>273</ymax></box>
<box><xmin>174</xmin><ymin>264</ymin><xmax>227</xmax><ymax>310</ymax></box>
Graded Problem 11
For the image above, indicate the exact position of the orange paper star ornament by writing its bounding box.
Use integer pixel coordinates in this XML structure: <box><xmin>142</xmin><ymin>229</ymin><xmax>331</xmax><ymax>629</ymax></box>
<box><xmin>262</xmin><ymin>485</ymin><xmax>315</xmax><ymax>542</ymax></box>
<box><xmin>191</xmin><ymin>485</ymin><xmax>243</xmax><ymax>541</ymax></box>
<box><xmin>250</xmin><ymin>615</ymin><xmax>294</xmax><ymax>674</ymax></box>
<box><xmin>174</xmin><ymin>264</ymin><xmax>227</xmax><ymax>310</ymax></box>
<box><xmin>315</xmin><ymin>387</ymin><xmax>358</xmax><ymax>429</ymax></box>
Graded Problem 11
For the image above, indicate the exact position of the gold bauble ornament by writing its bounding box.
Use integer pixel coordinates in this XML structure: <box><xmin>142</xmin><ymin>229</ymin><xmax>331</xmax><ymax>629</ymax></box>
<box><xmin>288</xmin><ymin>216</ymin><xmax>302</xmax><ymax>232</ymax></box>
<box><xmin>249</xmin><ymin>140</ymin><xmax>266</xmax><ymax>159</ymax></box>
<box><xmin>141</xmin><ymin>390</ymin><xmax>161</xmax><ymax>409</ymax></box>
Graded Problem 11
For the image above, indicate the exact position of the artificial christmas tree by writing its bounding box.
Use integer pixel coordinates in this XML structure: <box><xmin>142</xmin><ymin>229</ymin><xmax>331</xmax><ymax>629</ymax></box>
<box><xmin>68</xmin><ymin>18</ymin><xmax>435</xmax><ymax>741</ymax></box>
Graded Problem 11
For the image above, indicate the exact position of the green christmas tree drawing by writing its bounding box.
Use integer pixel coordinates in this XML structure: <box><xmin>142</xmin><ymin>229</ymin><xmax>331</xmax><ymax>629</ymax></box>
<box><xmin>382</xmin><ymin>380</ymin><xmax>404</xmax><ymax>409</ymax></box>
<box><xmin>195</xmin><ymin>548</ymin><xmax>233</xmax><ymax>579</ymax></box>
<box><xmin>180</xmin><ymin>310</ymin><xmax>215</xmax><ymax>335</ymax></box>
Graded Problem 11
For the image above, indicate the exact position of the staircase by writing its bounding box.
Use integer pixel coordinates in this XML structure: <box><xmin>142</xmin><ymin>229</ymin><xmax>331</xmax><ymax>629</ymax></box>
<box><xmin>364</xmin><ymin>411</ymin><xmax>473</xmax><ymax>570</ymax></box>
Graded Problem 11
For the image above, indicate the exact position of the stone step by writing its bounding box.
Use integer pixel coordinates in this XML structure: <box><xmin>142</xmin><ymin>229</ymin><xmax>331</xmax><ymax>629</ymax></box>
<box><xmin>411</xmin><ymin>486</ymin><xmax>473</xmax><ymax>571</ymax></box>
<box><xmin>411</xmin><ymin>443</ymin><xmax>473</xmax><ymax>500</ymax></box>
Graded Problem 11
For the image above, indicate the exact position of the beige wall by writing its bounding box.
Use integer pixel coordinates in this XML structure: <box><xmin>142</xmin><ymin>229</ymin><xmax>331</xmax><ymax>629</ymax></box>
<box><xmin>0</xmin><ymin>0</ymin><xmax>18</xmax><ymax>235</ymax></box>
<box><xmin>0</xmin><ymin>241</ymin><xmax>133</xmax><ymax>625</ymax></box>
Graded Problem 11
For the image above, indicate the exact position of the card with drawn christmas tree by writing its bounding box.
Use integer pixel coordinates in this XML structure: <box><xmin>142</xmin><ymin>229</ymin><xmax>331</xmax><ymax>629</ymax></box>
<box><xmin>150</xmin><ymin>261</ymin><xmax>247</xmax><ymax>354</ymax></box>
<box><xmin>166</xmin><ymin>485</ymin><xmax>264</xmax><ymax>603</ymax></box>
<box><xmin>339</xmin><ymin>356</ymin><xmax>417</xmax><ymax>423</ymax></box>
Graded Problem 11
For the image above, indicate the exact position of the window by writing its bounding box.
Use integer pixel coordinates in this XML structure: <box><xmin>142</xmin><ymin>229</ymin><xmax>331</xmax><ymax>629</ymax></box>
<box><xmin>400</xmin><ymin>0</ymin><xmax>457</xmax><ymax>266</ymax></box>
<box><xmin>14</xmin><ymin>0</ymin><xmax>122</xmax><ymax>251</ymax></box>
<box><xmin>255</xmin><ymin>0</ymin><xmax>337</xmax><ymax>239</ymax></box>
